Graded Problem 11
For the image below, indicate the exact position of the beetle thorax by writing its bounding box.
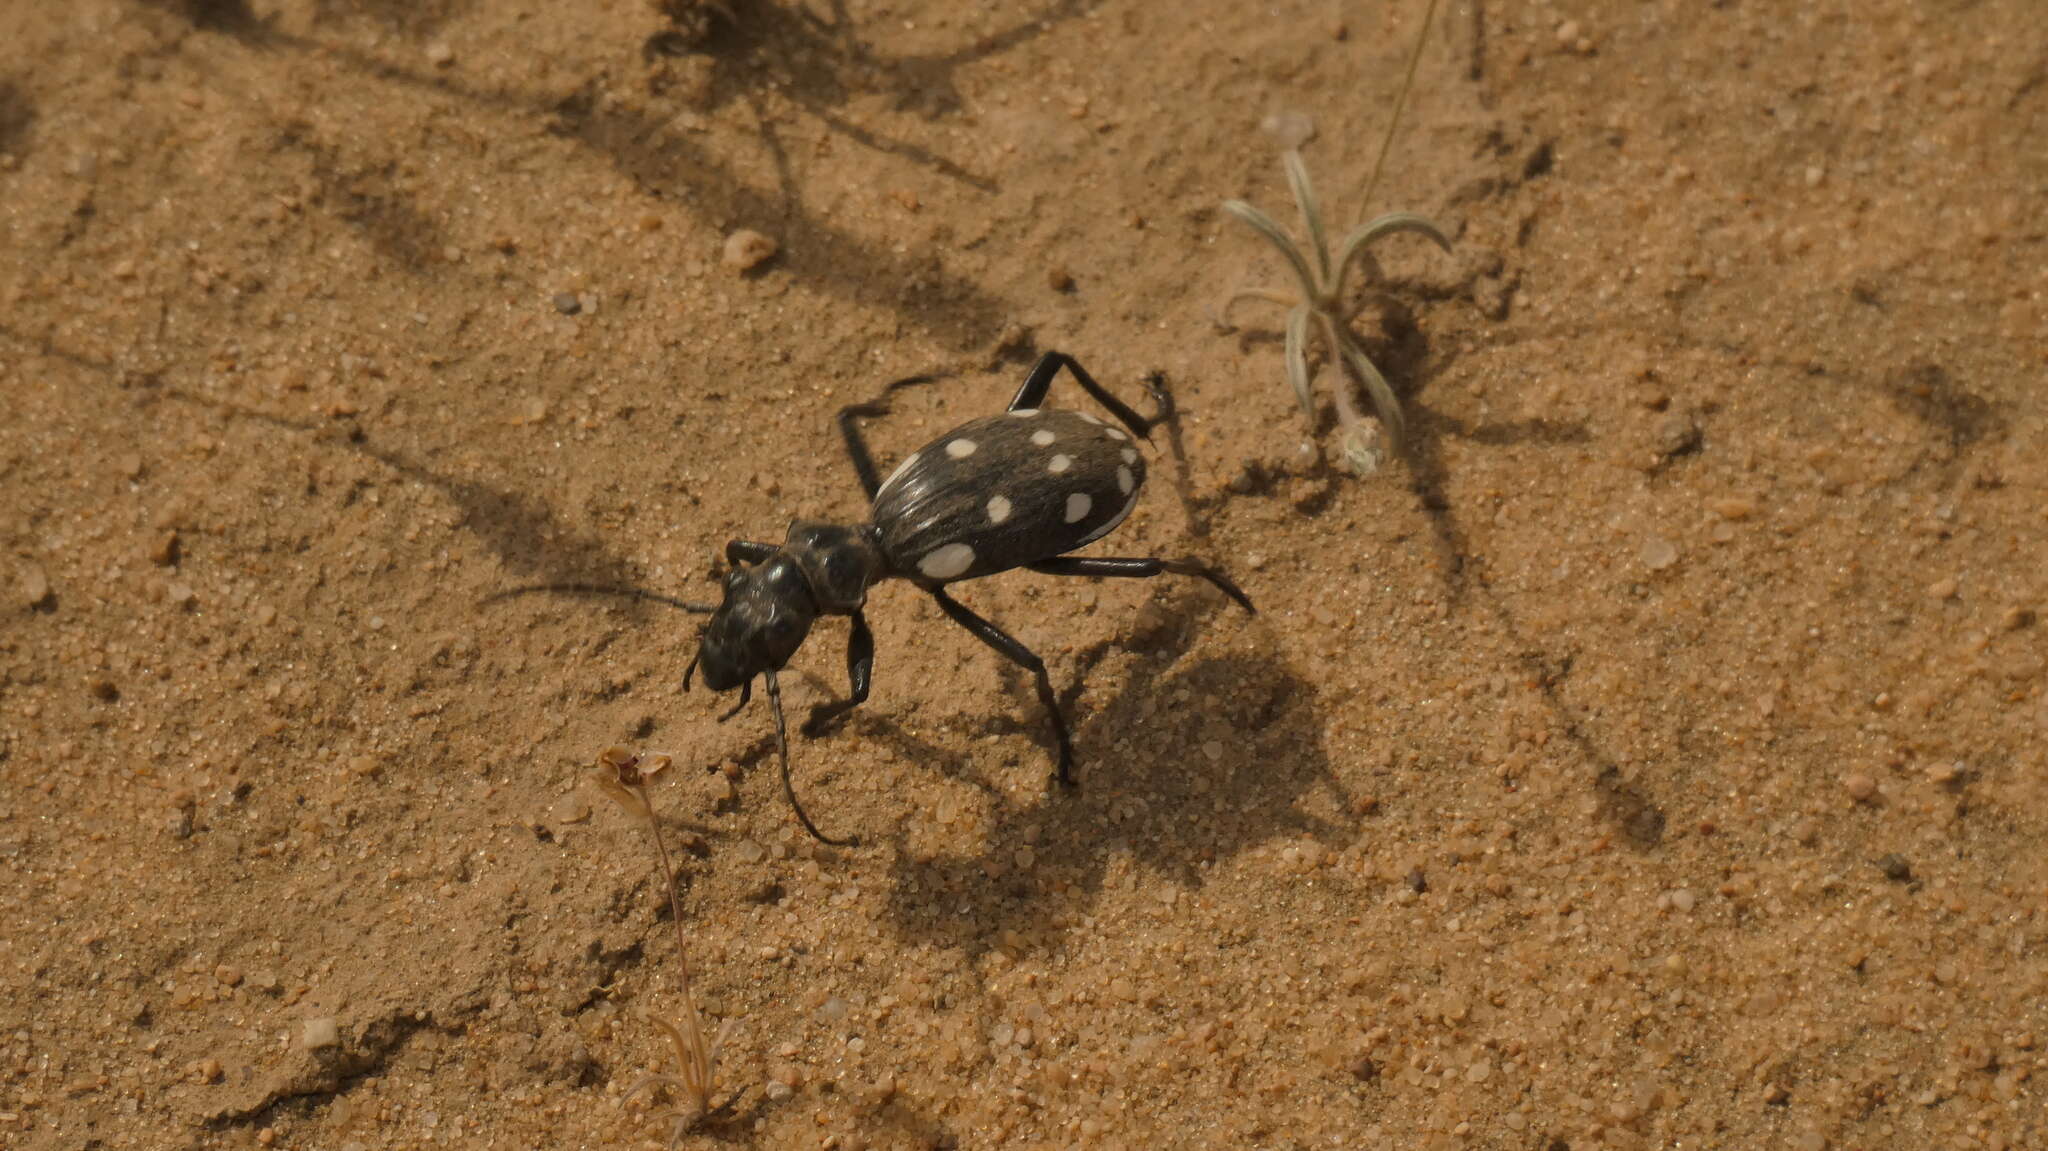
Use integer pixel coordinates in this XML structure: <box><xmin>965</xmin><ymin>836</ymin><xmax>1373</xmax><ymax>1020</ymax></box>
<box><xmin>782</xmin><ymin>520</ymin><xmax>886</xmax><ymax>614</ymax></box>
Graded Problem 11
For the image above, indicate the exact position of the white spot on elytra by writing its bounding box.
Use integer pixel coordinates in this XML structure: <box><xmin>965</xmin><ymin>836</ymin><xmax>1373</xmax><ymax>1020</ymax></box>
<box><xmin>1105</xmin><ymin>427</ymin><xmax>1128</xmax><ymax>441</ymax></box>
<box><xmin>1047</xmin><ymin>454</ymin><xmax>1072</xmax><ymax>474</ymax></box>
<box><xmin>1121</xmin><ymin>448</ymin><xmax>1138</xmax><ymax>464</ymax></box>
<box><xmin>1065</xmin><ymin>492</ymin><xmax>1093</xmax><ymax>523</ymax></box>
<box><xmin>1030</xmin><ymin>429</ymin><xmax>1056</xmax><ymax>446</ymax></box>
<box><xmin>946</xmin><ymin>438</ymin><xmax>977</xmax><ymax>459</ymax></box>
<box><xmin>880</xmin><ymin>452</ymin><xmax>918</xmax><ymax>492</ymax></box>
<box><xmin>1076</xmin><ymin>411</ymin><xmax>1102</xmax><ymax>424</ymax></box>
<box><xmin>986</xmin><ymin>495</ymin><xmax>1012</xmax><ymax>524</ymax></box>
<box><xmin>1008</xmin><ymin>408</ymin><xmax>1039</xmax><ymax>418</ymax></box>
<box><xmin>1081</xmin><ymin>484</ymin><xmax>1141</xmax><ymax>545</ymax></box>
<box><xmin>1117</xmin><ymin>465</ymin><xmax>1134</xmax><ymax>494</ymax></box>
<box><xmin>918</xmin><ymin>543</ymin><xmax>976</xmax><ymax>580</ymax></box>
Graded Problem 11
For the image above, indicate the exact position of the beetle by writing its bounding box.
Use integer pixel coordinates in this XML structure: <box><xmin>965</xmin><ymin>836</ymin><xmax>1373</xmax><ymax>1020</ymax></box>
<box><xmin>685</xmin><ymin>351</ymin><xmax>1255</xmax><ymax>844</ymax></box>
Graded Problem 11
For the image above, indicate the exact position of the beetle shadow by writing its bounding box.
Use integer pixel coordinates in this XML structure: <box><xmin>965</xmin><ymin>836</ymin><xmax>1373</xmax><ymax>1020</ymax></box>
<box><xmin>878</xmin><ymin>611</ymin><xmax>1347</xmax><ymax>957</ymax></box>
<box><xmin>145</xmin><ymin>387</ymin><xmax>665</xmax><ymax>611</ymax></box>
<box><xmin>0</xmin><ymin>79</ymin><xmax>34</xmax><ymax>161</ymax></box>
<box><xmin>131</xmin><ymin>0</ymin><xmax>1101</xmax><ymax>352</ymax></box>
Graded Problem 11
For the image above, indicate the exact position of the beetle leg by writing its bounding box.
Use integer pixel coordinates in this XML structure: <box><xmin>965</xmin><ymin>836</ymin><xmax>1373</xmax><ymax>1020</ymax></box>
<box><xmin>1008</xmin><ymin>351</ymin><xmax>1158</xmax><ymax>443</ymax></box>
<box><xmin>1027</xmin><ymin>556</ymin><xmax>1256</xmax><ymax>614</ymax></box>
<box><xmin>929</xmin><ymin>588</ymin><xmax>1078</xmax><ymax>787</ymax></box>
<box><xmin>837</xmin><ymin>373</ymin><xmax>947</xmax><ymax>500</ymax></box>
<box><xmin>715</xmin><ymin>677</ymin><xmax>753</xmax><ymax>721</ymax></box>
<box><xmin>803</xmin><ymin>610</ymin><xmax>874</xmax><ymax>736</ymax></box>
<box><xmin>725</xmin><ymin>539</ymin><xmax>779</xmax><ymax>567</ymax></box>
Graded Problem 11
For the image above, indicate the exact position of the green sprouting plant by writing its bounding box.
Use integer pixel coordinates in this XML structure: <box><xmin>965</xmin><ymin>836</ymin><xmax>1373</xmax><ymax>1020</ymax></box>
<box><xmin>1216</xmin><ymin>0</ymin><xmax>1450</xmax><ymax>475</ymax></box>
<box><xmin>593</xmin><ymin>746</ymin><xmax>736</xmax><ymax>1143</ymax></box>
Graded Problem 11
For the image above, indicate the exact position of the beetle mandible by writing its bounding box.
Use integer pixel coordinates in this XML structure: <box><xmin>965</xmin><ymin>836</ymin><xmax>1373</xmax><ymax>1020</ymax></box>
<box><xmin>686</xmin><ymin>351</ymin><xmax>1255</xmax><ymax>844</ymax></box>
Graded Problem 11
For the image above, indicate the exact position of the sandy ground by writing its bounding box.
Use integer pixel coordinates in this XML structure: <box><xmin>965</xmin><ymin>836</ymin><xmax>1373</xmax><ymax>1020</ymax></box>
<box><xmin>3</xmin><ymin>1</ymin><xmax>2046</xmax><ymax>1148</ymax></box>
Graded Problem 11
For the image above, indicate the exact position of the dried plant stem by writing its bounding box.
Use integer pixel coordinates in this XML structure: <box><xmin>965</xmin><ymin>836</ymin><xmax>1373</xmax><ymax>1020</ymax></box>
<box><xmin>598</xmin><ymin>746</ymin><xmax>731</xmax><ymax>1143</ymax></box>
<box><xmin>631</xmin><ymin>777</ymin><xmax>696</xmax><ymax>1001</ymax></box>
<box><xmin>1357</xmin><ymin>0</ymin><xmax>1442</xmax><ymax>226</ymax></box>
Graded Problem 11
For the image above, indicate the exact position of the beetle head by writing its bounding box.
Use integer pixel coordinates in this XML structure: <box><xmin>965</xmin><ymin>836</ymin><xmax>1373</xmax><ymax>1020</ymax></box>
<box><xmin>690</xmin><ymin>555</ymin><xmax>818</xmax><ymax>692</ymax></box>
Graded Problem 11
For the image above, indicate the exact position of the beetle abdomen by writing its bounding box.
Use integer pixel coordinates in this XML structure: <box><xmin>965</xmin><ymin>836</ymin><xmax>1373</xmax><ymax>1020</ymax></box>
<box><xmin>870</xmin><ymin>408</ymin><xmax>1146</xmax><ymax>584</ymax></box>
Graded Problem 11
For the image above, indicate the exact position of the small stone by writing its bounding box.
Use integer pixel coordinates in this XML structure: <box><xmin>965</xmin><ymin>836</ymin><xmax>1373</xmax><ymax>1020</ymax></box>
<box><xmin>551</xmin><ymin>292</ymin><xmax>582</xmax><ymax>316</ymax></box>
<box><xmin>167</xmin><ymin>582</ymin><xmax>196</xmax><ymax>607</ymax></box>
<box><xmin>348</xmin><ymin>755</ymin><xmax>381</xmax><ymax>778</ymax></box>
<box><xmin>425</xmin><ymin>42</ymin><xmax>454</xmax><ymax>67</ymax></box>
<box><xmin>1556</xmin><ymin>20</ymin><xmax>1581</xmax><ymax>45</ymax></box>
<box><xmin>511</xmin><ymin>396</ymin><xmax>549</xmax><ymax>426</ymax></box>
<box><xmin>1201</xmin><ymin>740</ymin><xmax>1224</xmax><ymax>763</ymax></box>
<box><xmin>722</xmin><ymin>229</ymin><xmax>778</xmax><ymax>272</ymax></box>
<box><xmin>1877</xmin><ymin>854</ymin><xmax>1912</xmax><ymax>882</ymax></box>
<box><xmin>1047</xmin><ymin>265</ymin><xmax>1075</xmax><ymax>293</ymax></box>
<box><xmin>1669</xmin><ymin>888</ymin><xmax>1697</xmax><ymax>913</ymax></box>
<box><xmin>813</xmin><ymin>996</ymin><xmax>851</xmax><ymax>1024</ymax></box>
<box><xmin>254</xmin><ymin>603</ymin><xmax>277</xmax><ymax>626</ymax></box>
<box><xmin>1925</xmin><ymin>576</ymin><xmax>1958</xmax><ymax>600</ymax></box>
<box><xmin>1711</xmin><ymin>497</ymin><xmax>1755</xmax><ymax>520</ymax></box>
<box><xmin>21</xmin><ymin>564</ymin><xmax>51</xmax><ymax>607</ymax></box>
<box><xmin>120</xmin><ymin>453</ymin><xmax>145</xmax><ymax>479</ymax></box>
<box><xmin>248</xmin><ymin>970</ymin><xmax>280</xmax><ymax>992</ymax></box>
<box><xmin>735</xmin><ymin>840</ymin><xmax>768</xmax><ymax>864</ymax></box>
<box><xmin>88</xmin><ymin>677</ymin><xmax>120</xmax><ymax>702</ymax></box>
<box><xmin>1640</xmin><ymin>536</ymin><xmax>1679</xmax><ymax>571</ymax></box>
<box><xmin>301</xmin><ymin>1017</ymin><xmax>341</xmax><ymax>1050</ymax></box>
<box><xmin>1804</xmin><ymin>165</ymin><xmax>1825</xmax><ymax>188</ymax></box>
<box><xmin>198</xmin><ymin>1057</ymin><xmax>223</xmax><ymax>1083</ymax></box>
<box><xmin>2000</xmin><ymin>605</ymin><xmax>2036</xmax><ymax>631</ymax></box>
<box><xmin>1843</xmin><ymin>772</ymin><xmax>1878</xmax><ymax>802</ymax></box>
<box><xmin>550</xmin><ymin>794</ymin><xmax>592</xmax><ymax>825</ymax></box>
<box><xmin>151</xmin><ymin>532</ymin><xmax>181</xmax><ymax>567</ymax></box>
<box><xmin>214</xmin><ymin>964</ymin><xmax>243</xmax><ymax>987</ymax></box>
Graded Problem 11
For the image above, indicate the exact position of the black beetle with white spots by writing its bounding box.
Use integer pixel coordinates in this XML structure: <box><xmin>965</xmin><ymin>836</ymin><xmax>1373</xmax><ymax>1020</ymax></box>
<box><xmin>683</xmin><ymin>352</ymin><xmax>1255</xmax><ymax>844</ymax></box>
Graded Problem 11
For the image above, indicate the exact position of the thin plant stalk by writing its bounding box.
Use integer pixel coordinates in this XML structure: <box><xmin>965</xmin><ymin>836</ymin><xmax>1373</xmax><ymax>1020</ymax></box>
<box><xmin>596</xmin><ymin>748</ymin><xmax>733</xmax><ymax>1142</ymax></box>
<box><xmin>1357</xmin><ymin>0</ymin><xmax>1442</xmax><ymax>226</ymax></box>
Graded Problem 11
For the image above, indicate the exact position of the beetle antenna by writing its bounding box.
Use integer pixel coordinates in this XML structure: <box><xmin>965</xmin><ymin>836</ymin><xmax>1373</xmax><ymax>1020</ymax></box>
<box><xmin>762</xmin><ymin>671</ymin><xmax>856</xmax><ymax>847</ymax></box>
<box><xmin>484</xmin><ymin>582</ymin><xmax>717</xmax><ymax>614</ymax></box>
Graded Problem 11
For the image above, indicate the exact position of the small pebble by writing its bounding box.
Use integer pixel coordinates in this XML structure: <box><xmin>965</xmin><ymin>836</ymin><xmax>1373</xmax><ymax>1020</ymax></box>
<box><xmin>301</xmin><ymin>1017</ymin><xmax>341</xmax><ymax>1050</ymax></box>
<box><xmin>1669</xmin><ymin>888</ymin><xmax>1697</xmax><ymax>913</ymax></box>
<box><xmin>425</xmin><ymin>42</ymin><xmax>454</xmax><ymax>67</ymax></box>
<box><xmin>1878</xmin><ymin>854</ymin><xmax>1912</xmax><ymax>882</ymax></box>
<box><xmin>151</xmin><ymin>531</ymin><xmax>180</xmax><ymax>567</ymax></box>
<box><xmin>167</xmin><ymin>582</ymin><xmax>196</xmax><ymax>607</ymax></box>
<box><xmin>1640</xmin><ymin>536</ymin><xmax>1679</xmax><ymax>571</ymax></box>
<box><xmin>722</xmin><ymin>229</ymin><xmax>778</xmax><ymax>272</ymax></box>
<box><xmin>21</xmin><ymin>564</ymin><xmax>51</xmax><ymax>607</ymax></box>
<box><xmin>1712</xmin><ymin>497</ymin><xmax>1755</xmax><ymax>520</ymax></box>
<box><xmin>1925</xmin><ymin>576</ymin><xmax>1958</xmax><ymax>600</ymax></box>
<box><xmin>1843</xmin><ymin>772</ymin><xmax>1877</xmax><ymax>802</ymax></box>
<box><xmin>550</xmin><ymin>794</ymin><xmax>592</xmax><ymax>825</ymax></box>
<box><xmin>735</xmin><ymin>840</ymin><xmax>768</xmax><ymax>864</ymax></box>
<box><xmin>551</xmin><ymin>292</ymin><xmax>581</xmax><ymax>316</ymax></box>
<box><xmin>214</xmin><ymin>964</ymin><xmax>243</xmax><ymax>987</ymax></box>
<box><xmin>1047</xmin><ymin>265</ymin><xmax>1075</xmax><ymax>293</ymax></box>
